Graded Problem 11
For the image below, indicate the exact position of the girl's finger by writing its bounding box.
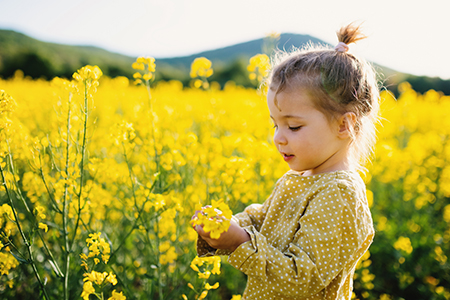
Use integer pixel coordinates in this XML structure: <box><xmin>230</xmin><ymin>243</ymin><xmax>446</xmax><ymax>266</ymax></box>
<box><xmin>191</xmin><ymin>210</ymin><xmax>201</xmax><ymax>220</ymax></box>
<box><xmin>195</xmin><ymin>225</ymin><xmax>210</xmax><ymax>239</ymax></box>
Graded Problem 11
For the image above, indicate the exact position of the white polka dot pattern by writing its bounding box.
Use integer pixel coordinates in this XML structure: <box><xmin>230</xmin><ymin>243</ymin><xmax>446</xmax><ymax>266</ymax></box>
<box><xmin>197</xmin><ymin>170</ymin><xmax>374</xmax><ymax>300</ymax></box>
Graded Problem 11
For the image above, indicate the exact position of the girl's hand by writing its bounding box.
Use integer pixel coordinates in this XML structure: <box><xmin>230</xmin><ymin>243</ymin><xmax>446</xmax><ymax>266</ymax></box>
<box><xmin>194</xmin><ymin>218</ymin><xmax>250</xmax><ymax>252</ymax></box>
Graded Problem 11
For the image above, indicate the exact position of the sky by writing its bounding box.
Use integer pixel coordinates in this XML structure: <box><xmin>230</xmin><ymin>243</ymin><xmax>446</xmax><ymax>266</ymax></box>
<box><xmin>1</xmin><ymin>0</ymin><xmax>449</xmax><ymax>79</ymax></box>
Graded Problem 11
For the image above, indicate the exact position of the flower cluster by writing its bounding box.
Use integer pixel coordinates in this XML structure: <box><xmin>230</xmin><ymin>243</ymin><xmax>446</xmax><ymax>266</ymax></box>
<box><xmin>0</xmin><ymin>204</ymin><xmax>15</xmax><ymax>235</ymax></box>
<box><xmin>190</xmin><ymin>199</ymin><xmax>232</xmax><ymax>239</ymax></box>
<box><xmin>0</xmin><ymin>252</ymin><xmax>19</xmax><ymax>277</ymax></box>
<box><xmin>72</xmin><ymin>65</ymin><xmax>103</xmax><ymax>90</ymax></box>
<box><xmin>393</xmin><ymin>236</ymin><xmax>413</xmax><ymax>255</ymax></box>
<box><xmin>0</xmin><ymin>90</ymin><xmax>16</xmax><ymax>131</ymax></box>
<box><xmin>34</xmin><ymin>205</ymin><xmax>48</xmax><ymax>232</ymax></box>
<box><xmin>190</xmin><ymin>57</ymin><xmax>213</xmax><ymax>89</ymax></box>
<box><xmin>0</xmin><ymin>204</ymin><xmax>18</xmax><ymax>277</ymax></box>
<box><xmin>80</xmin><ymin>232</ymin><xmax>124</xmax><ymax>300</ymax></box>
<box><xmin>81</xmin><ymin>232</ymin><xmax>111</xmax><ymax>268</ymax></box>
<box><xmin>184</xmin><ymin>256</ymin><xmax>221</xmax><ymax>300</ymax></box>
<box><xmin>112</xmin><ymin>120</ymin><xmax>141</xmax><ymax>155</ymax></box>
<box><xmin>190</xmin><ymin>255</ymin><xmax>221</xmax><ymax>279</ymax></box>
<box><xmin>72</xmin><ymin>65</ymin><xmax>103</xmax><ymax>116</ymax></box>
<box><xmin>81</xmin><ymin>270</ymin><xmax>122</xmax><ymax>300</ymax></box>
<box><xmin>247</xmin><ymin>54</ymin><xmax>270</xmax><ymax>87</ymax></box>
<box><xmin>132</xmin><ymin>56</ymin><xmax>156</xmax><ymax>85</ymax></box>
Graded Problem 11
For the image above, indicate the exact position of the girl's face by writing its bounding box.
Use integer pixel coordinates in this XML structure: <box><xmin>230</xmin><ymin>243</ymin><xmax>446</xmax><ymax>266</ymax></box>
<box><xmin>267</xmin><ymin>86</ymin><xmax>349</xmax><ymax>175</ymax></box>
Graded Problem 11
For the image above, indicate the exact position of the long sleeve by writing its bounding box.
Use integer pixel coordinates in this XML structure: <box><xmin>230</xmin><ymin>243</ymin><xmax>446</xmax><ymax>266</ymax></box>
<box><xmin>233</xmin><ymin>179</ymin><xmax>281</xmax><ymax>229</ymax></box>
<box><xmin>196</xmin><ymin>179</ymin><xmax>281</xmax><ymax>257</ymax></box>
<box><xmin>227</xmin><ymin>173</ymin><xmax>374</xmax><ymax>299</ymax></box>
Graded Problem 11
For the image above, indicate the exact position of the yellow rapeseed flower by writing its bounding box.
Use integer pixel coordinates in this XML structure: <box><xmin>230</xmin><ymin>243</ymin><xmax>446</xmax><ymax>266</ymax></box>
<box><xmin>393</xmin><ymin>236</ymin><xmax>413</xmax><ymax>254</ymax></box>
<box><xmin>85</xmin><ymin>232</ymin><xmax>111</xmax><ymax>263</ymax></box>
<box><xmin>198</xmin><ymin>290</ymin><xmax>208</xmax><ymax>300</ymax></box>
<box><xmin>190</xmin><ymin>57</ymin><xmax>213</xmax><ymax>79</ymax></box>
<box><xmin>38</xmin><ymin>222</ymin><xmax>48</xmax><ymax>232</ymax></box>
<box><xmin>34</xmin><ymin>205</ymin><xmax>46</xmax><ymax>220</ymax></box>
<box><xmin>435</xmin><ymin>246</ymin><xmax>448</xmax><ymax>265</ymax></box>
<box><xmin>108</xmin><ymin>290</ymin><xmax>126</xmax><ymax>300</ymax></box>
<box><xmin>189</xmin><ymin>255</ymin><xmax>221</xmax><ymax>280</ymax></box>
<box><xmin>132</xmin><ymin>56</ymin><xmax>156</xmax><ymax>85</ymax></box>
<box><xmin>0</xmin><ymin>252</ymin><xmax>19</xmax><ymax>275</ymax></box>
<box><xmin>0</xmin><ymin>90</ymin><xmax>16</xmax><ymax>130</ymax></box>
<box><xmin>443</xmin><ymin>204</ymin><xmax>450</xmax><ymax>223</ymax></box>
<box><xmin>81</xmin><ymin>281</ymin><xmax>95</xmax><ymax>300</ymax></box>
<box><xmin>159</xmin><ymin>245</ymin><xmax>177</xmax><ymax>265</ymax></box>
<box><xmin>190</xmin><ymin>199</ymin><xmax>232</xmax><ymax>239</ymax></box>
<box><xmin>106</xmin><ymin>271</ymin><xmax>118</xmax><ymax>285</ymax></box>
<box><xmin>73</xmin><ymin>65</ymin><xmax>103</xmax><ymax>83</ymax></box>
<box><xmin>83</xmin><ymin>270</ymin><xmax>105</xmax><ymax>285</ymax></box>
<box><xmin>132</xmin><ymin>62</ymin><xmax>145</xmax><ymax>70</ymax></box>
<box><xmin>198</xmin><ymin>270</ymin><xmax>211</xmax><ymax>279</ymax></box>
<box><xmin>247</xmin><ymin>54</ymin><xmax>270</xmax><ymax>83</ymax></box>
<box><xmin>205</xmin><ymin>282</ymin><xmax>219</xmax><ymax>290</ymax></box>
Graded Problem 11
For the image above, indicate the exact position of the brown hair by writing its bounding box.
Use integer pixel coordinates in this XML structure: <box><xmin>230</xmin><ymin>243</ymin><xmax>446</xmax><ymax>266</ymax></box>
<box><xmin>268</xmin><ymin>23</ymin><xmax>380</xmax><ymax>170</ymax></box>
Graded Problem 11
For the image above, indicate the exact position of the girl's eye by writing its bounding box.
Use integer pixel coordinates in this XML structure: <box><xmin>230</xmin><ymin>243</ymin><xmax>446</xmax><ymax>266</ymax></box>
<box><xmin>272</xmin><ymin>124</ymin><xmax>278</xmax><ymax>129</ymax></box>
<box><xmin>289</xmin><ymin>126</ymin><xmax>302</xmax><ymax>131</ymax></box>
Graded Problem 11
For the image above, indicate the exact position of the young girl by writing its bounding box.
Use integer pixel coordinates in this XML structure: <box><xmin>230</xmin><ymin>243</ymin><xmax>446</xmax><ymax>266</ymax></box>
<box><xmin>194</xmin><ymin>23</ymin><xmax>379</xmax><ymax>300</ymax></box>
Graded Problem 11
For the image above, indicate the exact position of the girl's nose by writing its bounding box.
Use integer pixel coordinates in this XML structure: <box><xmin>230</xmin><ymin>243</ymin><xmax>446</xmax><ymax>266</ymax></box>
<box><xmin>273</xmin><ymin>129</ymin><xmax>287</xmax><ymax>145</ymax></box>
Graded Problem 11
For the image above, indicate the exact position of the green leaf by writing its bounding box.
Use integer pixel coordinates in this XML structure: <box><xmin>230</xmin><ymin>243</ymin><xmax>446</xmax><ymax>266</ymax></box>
<box><xmin>10</xmin><ymin>251</ymin><xmax>30</xmax><ymax>264</ymax></box>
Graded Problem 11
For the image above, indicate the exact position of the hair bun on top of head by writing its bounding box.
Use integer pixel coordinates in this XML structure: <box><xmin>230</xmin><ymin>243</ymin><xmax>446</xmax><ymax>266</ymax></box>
<box><xmin>335</xmin><ymin>23</ymin><xmax>367</xmax><ymax>53</ymax></box>
<box><xmin>334</xmin><ymin>42</ymin><xmax>349</xmax><ymax>53</ymax></box>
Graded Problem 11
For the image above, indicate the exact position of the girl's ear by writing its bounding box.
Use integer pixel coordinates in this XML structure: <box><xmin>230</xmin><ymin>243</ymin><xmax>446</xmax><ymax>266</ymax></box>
<box><xmin>337</xmin><ymin>112</ymin><xmax>357</xmax><ymax>139</ymax></box>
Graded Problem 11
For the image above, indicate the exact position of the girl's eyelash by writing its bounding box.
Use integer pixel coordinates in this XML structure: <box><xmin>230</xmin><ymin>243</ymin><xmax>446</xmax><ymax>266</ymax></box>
<box><xmin>271</xmin><ymin>125</ymin><xmax>301</xmax><ymax>131</ymax></box>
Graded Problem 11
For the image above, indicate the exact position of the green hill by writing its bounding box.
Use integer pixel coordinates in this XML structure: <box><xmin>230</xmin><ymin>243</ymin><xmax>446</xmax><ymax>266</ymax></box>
<box><xmin>0</xmin><ymin>29</ymin><xmax>136</xmax><ymax>78</ymax></box>
<box><xmin>155</xmin><ymin>33</ymin><xmax>334</xmax><ymax>85</ymax></box>
<box><xmin>0</xmin><ymin>29</ymin><xmax>448</xmax><ymax>94</ymax></box>
<box><xmin>0</xmin><ymin>29</ymin><xmax>336</xmax><ymax>85</ymax></box>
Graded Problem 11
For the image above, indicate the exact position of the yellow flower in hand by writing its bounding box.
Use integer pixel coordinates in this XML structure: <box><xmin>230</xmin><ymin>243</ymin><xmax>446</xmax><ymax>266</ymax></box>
<box><xmin>191</xmin><ymin>200</ymin><xmax>232</xmax><ymax>239</ymax></box>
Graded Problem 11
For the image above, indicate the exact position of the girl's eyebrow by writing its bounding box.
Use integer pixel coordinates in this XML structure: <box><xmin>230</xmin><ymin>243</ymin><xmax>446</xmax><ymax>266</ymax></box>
<box><xmin>270</xmin><ymin>114</ymin><xmax>304</xmax><ymax>120</ymax></box>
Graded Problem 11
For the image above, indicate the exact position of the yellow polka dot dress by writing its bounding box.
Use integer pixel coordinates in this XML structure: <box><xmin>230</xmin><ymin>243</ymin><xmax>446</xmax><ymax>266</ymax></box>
<box><xmin>197</xmin><ymin>170</ymin><xmax>374</xmax><ymax>299</ymax></box>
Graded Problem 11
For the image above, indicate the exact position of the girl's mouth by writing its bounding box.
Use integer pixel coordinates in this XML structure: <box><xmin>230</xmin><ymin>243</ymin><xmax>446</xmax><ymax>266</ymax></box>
<box><xmin>283</xmin><ymin>153</ymin><xmax>294</xmax><ymax>162</ymax></box>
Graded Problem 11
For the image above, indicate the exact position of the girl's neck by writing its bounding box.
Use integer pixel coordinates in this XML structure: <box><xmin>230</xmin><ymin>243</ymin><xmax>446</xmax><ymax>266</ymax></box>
<box><xmin>299</xmin><ymin>158</ymin><xmax>355</xmax><ymax>177</ymax></box>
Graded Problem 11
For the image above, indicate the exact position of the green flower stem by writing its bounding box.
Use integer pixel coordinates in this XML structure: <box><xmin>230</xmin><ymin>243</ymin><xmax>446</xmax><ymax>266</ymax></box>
<box><xmin>70</xmin><ymin>81</ymin><xmax>89</xmax><ymax>249</ymax></box>
<box><xmin>39</xmin><ymin>166</ymin><xmax>62</xmax><ymax>214</ymax></box>
<box><xmin>107</xmin><ymin>143</ymin><xmax>156</xmax><ymax>263</ymax></box>
<box><xmin>5</xmin><ymin>144</ymin><xmax>64</xmax><ymax>277</ymax></box>
<box><xmin>61</xmin><ymin>88</ymin><xmax>73</xmax><ymax>300</ymax></box>
<box><xmin>145</xmin><ymin>80</ymin><xmax>161</xmax><ymax>189</ymax></box>
<box><xmin>155</xmin><ymin>212</ymin><xmax>163</xmax><ymax>300</ymax></box>
<box><xmin>145</xmin><ymin>80</ymin><xmax>164</xmax><ymax>300</ymax></box>
<box><xmin>0</xmin><ymin>162</ymin><xmax>51</xmax><ymax>300</ymax></box>
<box><xmin>145</xmin><ymin>80</ymin><xmax>152</xmax><ymax>113</ymax></box>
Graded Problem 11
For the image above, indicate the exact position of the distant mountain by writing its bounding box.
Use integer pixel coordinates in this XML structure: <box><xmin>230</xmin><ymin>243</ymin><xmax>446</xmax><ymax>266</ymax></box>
<box><xmin>0</xmin><ymin>29</ymin><xmax>448</xmax><ymax>94</ymax></box>
<box><xmin>157</xmin><ymin>33</ymin><xmax>327</xmax><ymax>68</ymax></box>
<box><xmin>154</xmin><ymin>33</ymin><xmax>337</xmax><ymax>85</ymax></box>
<box><xmin>0</xmin><ymin>29</ymin><xmax>383</xmax><ymax>77</ymax></box>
